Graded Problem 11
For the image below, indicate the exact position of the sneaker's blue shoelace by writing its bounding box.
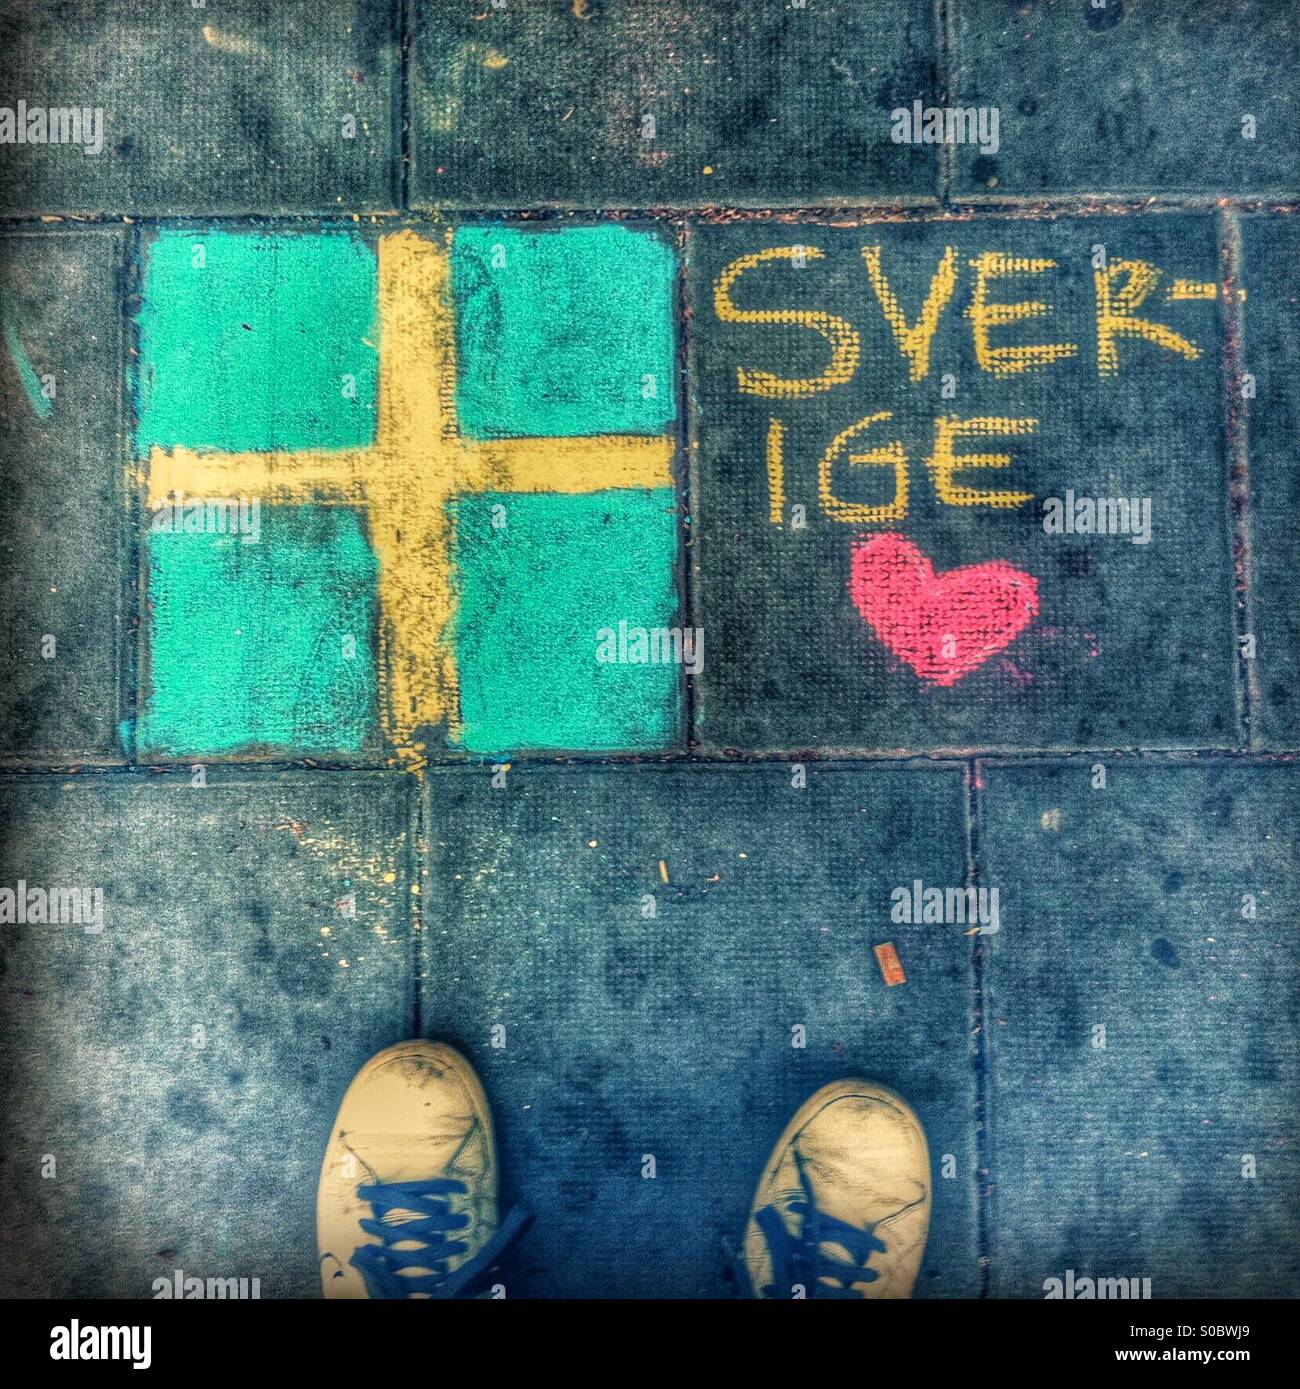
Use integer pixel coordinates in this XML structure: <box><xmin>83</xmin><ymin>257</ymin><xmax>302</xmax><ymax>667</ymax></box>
<box><xmin>753</xmin><ymin>1152</ymin><xmax>887</xmax><ymax>1299</ymax></box>
<box><xmin>350</xmin><ymin>1179</ymin><xmax>530</xmax><ymax>1299</ymax></box>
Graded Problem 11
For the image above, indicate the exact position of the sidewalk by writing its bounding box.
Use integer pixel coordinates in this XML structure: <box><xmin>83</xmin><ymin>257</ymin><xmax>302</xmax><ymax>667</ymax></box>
<box><xmin>0</xmin><ymin>0</ymin><xmax>1297</xmax><ymax>1299</ymax></box>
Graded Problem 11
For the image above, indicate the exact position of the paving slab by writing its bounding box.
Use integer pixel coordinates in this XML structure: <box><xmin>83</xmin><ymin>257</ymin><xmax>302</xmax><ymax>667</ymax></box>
<box><xmin>420</xmin><ymin>761</ymin><xmax>978</xmax><ymax>1298</ymax></box>
<box><xmin>133</xmin><ymin>221</ymin><xmax>686</xmax><ymax>761</ymax></box>
<box><xmin>0</xmin><ymin>0</ymin><xmax>398</xmax><ymax>216</ymax></box>
<box><xmin>0</xmin><ymin>230</ymin><xmax>126</xmax><ymax>761</ymax></box>
<box><xmin>978</xmin><ymin>758</ymin><xmax>1300</xmax><ymax>1298</ymax></box>
<box><xmin>410</xmin><ymin>0</ymin><xmax>939</xmax><ymax>208</ymax></box>
<box><xmin>689</xmin><ymin>215</ymin><xmax>1238</xmax><ymax>752</ymax></box>
<box><xmin>1241</xmin><ymin>215</ymin><xmax>1300</xmax><ymax>750</ymax></box>
<box><xmin>0</xmin><ymin>771</ymin><xmax>417</xmax><ymax>1298</ymax></box>
<box><xmin>951</xmin><ymin>0</ymin><xmax>1300</xmax><ymax>198</ymax></box>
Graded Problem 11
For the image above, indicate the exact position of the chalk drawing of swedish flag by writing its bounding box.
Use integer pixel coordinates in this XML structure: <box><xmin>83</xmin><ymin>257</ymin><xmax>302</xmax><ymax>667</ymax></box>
<box><xmin>134</xmin><ymin>225</ymin><xmax>681</xmax><ymax>762</ymax></box>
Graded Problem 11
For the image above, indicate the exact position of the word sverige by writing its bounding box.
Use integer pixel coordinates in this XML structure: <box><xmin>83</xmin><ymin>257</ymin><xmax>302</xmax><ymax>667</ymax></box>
<box><xmin>715</xmin><ymin>246</ymin><xmax>1216</xmax><ymax>527</ymax></box>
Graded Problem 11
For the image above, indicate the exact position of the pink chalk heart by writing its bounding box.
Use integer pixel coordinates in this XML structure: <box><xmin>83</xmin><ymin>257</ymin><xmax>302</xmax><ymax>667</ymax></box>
<box><xmin>850</xmin><ymin>534</ymin><xmax>1039</xmax><ymax>687</ymax></box>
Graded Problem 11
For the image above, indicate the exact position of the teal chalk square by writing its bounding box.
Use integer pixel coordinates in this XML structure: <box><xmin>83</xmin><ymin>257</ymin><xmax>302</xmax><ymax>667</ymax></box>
<box><xmin>451</xmin><ymin>224</ymin><xmax>677</xmax><ymax>439</ymax></box>
<box><xmin>448</xmin><ymin>488</ymin><xmax>683</xmax><ymax>754</ymax></box>
<box><xmin>135</xmin><ymin>229</ymin><xmax>379</xmax><ymax>455</ymax></box>
<box><xmin>140</xmin><ymin>505</ymin><xmax>379</xmax><ymax>757</ymax></box>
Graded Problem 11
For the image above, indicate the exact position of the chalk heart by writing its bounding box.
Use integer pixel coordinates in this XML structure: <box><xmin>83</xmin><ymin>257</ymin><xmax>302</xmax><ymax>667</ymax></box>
<box><xmin>850</xmin><ymin>534</ymin><xmax>1039</xmax><ymax>687</ymax></box>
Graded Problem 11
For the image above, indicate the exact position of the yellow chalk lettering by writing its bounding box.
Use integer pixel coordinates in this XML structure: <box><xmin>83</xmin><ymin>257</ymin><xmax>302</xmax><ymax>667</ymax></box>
<box><xmin>861</xmin><ymin>244</ymin><xmax>958</xmax><ymax>383</ymax></box>
<box><xmin>1167</xmin><ymin>278</ymin><xmax>1218</xmax><ymax>302</ymax></box>
<box><xmin>925</xmin><ymin>415</ymin><xmax>1036</xmax><ymax>509</ymax></box>
<box><xmin>766</xmin><ymin>417</ymin><xmax>786</xmax><ymax>526</ymax></box>
<box><xmin>1095</xmin><ymin>258</ymin><xmax>1202</xmax><ymax>376</ymax></box>
<box><xmin>966</xmin><ymin>252</ymin><xmax>1078</xmax><ymax>377</ymax></box>
<box><xmin>714</xmin><ymin>247</ymin><xmax>861</xmax><ymax>399</ymax></box>
<box><xmin>818</xmin><ymin>412</ymin><xmax>909</xmax><ymax>524</ymax></box>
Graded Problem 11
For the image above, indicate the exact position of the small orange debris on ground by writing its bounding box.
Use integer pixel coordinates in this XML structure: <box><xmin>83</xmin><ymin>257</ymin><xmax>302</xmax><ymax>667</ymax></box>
<box><xmin>874</xmin><ymin>942</ymin><xmax>907</xmax><ymax>987</ymax></box>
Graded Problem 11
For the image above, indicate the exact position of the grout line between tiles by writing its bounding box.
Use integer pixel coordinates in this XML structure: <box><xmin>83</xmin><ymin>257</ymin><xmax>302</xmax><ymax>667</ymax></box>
<box><xmin>1217</xmin><ymin>208</ymin><xmax>1261</xmax><ymax>749</ymax></box>
<box><xmin>965</xmin><ymin>757</ymin><xmax>992</xmax><ymax>1297</ymax></box>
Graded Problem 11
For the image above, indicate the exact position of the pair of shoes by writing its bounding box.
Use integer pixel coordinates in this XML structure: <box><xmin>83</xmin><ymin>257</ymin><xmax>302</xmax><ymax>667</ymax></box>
<box><xmin>317</xmin><ymin>1041</ymin><xmax>931</xmax><ymax>1299</ymax></box>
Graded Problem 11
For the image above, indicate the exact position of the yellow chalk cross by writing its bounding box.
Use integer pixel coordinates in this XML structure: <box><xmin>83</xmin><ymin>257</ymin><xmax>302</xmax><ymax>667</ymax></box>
<box><xmin>146</xmin><ymin>230</ymin><xmax>674</xmax><ymax>759</ymax></box>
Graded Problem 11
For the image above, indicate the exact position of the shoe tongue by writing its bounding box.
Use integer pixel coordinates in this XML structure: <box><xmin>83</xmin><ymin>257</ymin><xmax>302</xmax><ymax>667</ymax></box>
<box><xmin>382</xmin><ymin>1205</ymin><xmax>432</xmax><ymax>1229</ymax></box>
<box><xmin>376</xmin><ymin>1194</ymin><xmax>460</xmax><ymax>1274</ymax></box>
